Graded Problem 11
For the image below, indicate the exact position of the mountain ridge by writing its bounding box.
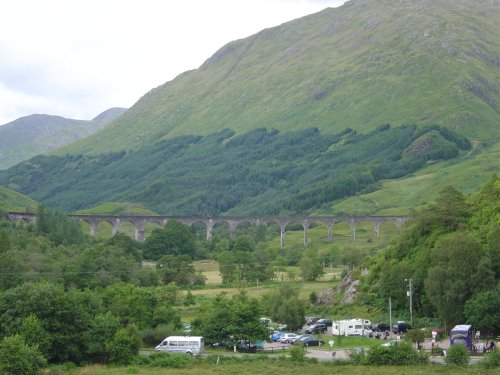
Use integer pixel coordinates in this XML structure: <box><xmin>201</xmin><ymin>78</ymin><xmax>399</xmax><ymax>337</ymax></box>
<box><xmin>57</xmin><ymin>0</ymin><xmax>499</xmax><ymax>156</ymax></box>
<box><xmin>0</xmin><ymin>108</ymin><xmax>127</xmax><ymax>170</ymax></box>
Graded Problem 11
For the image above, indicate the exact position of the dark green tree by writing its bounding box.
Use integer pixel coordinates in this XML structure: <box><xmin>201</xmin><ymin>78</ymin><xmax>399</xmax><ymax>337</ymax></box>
<box><xmin>265</xmin><ymin>284</ymin><xmax>305</xmax><ymax>331</ymax></box>
<box><xmin>0</xmin><ymin>335</ymin><xmax>47</xmax><ymax>375</ymax></box>
<box><xmin>194</xmin><ymin>291</ymin><xmax>268</xmax><ymax>346</ymax></box>
<box><xmin>299</xmin><ymin>249</ymin><xmax>324</xmax><ymax>281</ymax></box>
<box><xmin>143</xmin><ymin>221</ymin><xmax>196</xmax><ymax>260</ymax></box>
<box><xmin>425</xmin><ymin>233</ymin><xmax>493</xmax><ymax>326</ymax></box>
<box><xmin>464</xmin><ymin>286</ymin><xmax>500</xmax><ymax>336</ymax></box>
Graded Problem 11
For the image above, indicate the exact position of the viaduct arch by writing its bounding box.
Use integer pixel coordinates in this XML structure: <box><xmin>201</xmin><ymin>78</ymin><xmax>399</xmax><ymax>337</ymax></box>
<box><xmin>8</xmin><ymin>212</ymin><xmax>408</xmax><ymax>248</ymax></box>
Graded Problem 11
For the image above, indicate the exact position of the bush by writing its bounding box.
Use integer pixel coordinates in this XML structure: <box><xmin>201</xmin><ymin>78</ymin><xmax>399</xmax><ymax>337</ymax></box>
<box><xmin>445</xmin><ymin>344</ymin><xmax>469</xmax><ymax>366</ymax></box>
<box><xmin>481</xmin><ymin>349</ymin><xmax>500</xmax><ymax>369</ymax></box>
<box><xmin>140</xmin><ymin>323</ymin><xmax>176</xmax><ymax>347</ymax></box>
<box><xmin>0</xmin><ymin>335</ymin><xmax>47</xmax><ymax>375</ymax></box>
<box><xmin>289</xmin><ymin>345</ymin><xmax>307</xmax><ymax>362</ymax></box>
<box><xmin>365</xmin><ymin>342</ymin><xmax>428</xmax><ymax>366</ymax></box>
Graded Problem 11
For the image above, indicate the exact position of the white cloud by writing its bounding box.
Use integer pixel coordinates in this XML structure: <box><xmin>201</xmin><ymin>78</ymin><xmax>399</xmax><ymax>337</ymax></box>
<box><xmin>0</xmin><ymin>0</ymin><xmax>346</xmax><ymax>124</ymax></box>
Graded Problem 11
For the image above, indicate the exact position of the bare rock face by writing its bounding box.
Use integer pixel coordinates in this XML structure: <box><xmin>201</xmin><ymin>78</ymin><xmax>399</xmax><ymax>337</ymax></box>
<box><xmin>316</xmin><ymin>270</ymin><xmax>365</xmax><ymax>306</ymax></box>
<box><xmin>340</xmin><ymin>275</ymin><xmax>360</xmax><ymax>305</ymax></box>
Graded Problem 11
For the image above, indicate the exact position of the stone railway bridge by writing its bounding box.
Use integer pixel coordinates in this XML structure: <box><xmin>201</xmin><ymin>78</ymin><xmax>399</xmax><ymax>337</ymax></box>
<box><xmin>8</xmin><ymin>212</ymin><xmax>408</xmax><ymax>248</ymax></box>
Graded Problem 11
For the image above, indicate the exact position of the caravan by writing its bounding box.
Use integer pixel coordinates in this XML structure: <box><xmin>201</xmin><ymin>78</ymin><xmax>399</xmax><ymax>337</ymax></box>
<box><xmin>332</xmin><ymin>319</ymin><xmax>372</xmax><ymax>336</ymax></box>
<box><xmin>155</xmin><ymin>336</ymin><xmax>204</xmax><ymax>356</ymax></box>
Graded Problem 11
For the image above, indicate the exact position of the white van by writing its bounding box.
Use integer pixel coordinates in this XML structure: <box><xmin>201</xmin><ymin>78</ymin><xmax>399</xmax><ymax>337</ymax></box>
<box><xmin>155</xmin><ymin>336</ymin><xmax>204</xmax><ymax>356</ymax></box>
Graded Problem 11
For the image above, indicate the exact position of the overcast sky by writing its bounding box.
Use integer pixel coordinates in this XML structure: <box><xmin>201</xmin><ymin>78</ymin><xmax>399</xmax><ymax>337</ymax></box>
<box><xmin>0</xmin><ymin>0</ymin><xmax>347</xmax><ymax>125</ymax></box>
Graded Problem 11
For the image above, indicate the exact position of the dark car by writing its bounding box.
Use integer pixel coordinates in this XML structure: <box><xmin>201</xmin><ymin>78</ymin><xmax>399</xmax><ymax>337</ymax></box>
<box><xmin>316</xmin><ymin>318</ymin><xmax>333</xmax><ymax>327</ymax></box>
<box><xmin>373</xmin><ymin>323</ymin><xmax>391</xmax><ymax>332</ymax></box>
<box><xmin>392</xmin><ymin>321</ymin><xmax>412</xmax><ymax>334</ymax></box>
<box><xmin>305</xmin><ymin>324</ymin><xmax>327</xmax><ymax>334</ymax></box>
<box><xmin>305</xmin><ymin>316</ymin><xmax>319</xmax><ymax>325</ymax></box>
<box><xmin>297</xmin><ymin>335</ymin><xmax>324</xmax><ymax>347</ymax></box>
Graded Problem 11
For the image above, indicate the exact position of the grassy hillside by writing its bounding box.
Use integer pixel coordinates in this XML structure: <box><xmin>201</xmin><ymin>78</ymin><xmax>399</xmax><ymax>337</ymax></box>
<box><xmin>0</xmin><ymin>185</ymin><xmax>37</xmax><ymax>212</ymax></box>
<box><xmin>74</xmin><ymin>202</ymin><xmax>158</xmax><ymax>216</ymax></box>
<box><xmin>0</xmin><ymin>108</ymin><xmax>126</xmax><ymax>170</ymax></box>
<box><xmin>59</xmin><ymin>0</ymin><xmax>499</xmax><ymax>156</ymax></box>
<box><xmin>320</xmin><ymin>139</ymin><xmax>500</xmax><ymax>215</ymax></box>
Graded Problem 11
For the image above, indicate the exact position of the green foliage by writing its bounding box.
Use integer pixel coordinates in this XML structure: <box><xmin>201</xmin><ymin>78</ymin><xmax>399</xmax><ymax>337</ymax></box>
<box><xmin>365</xmin><ymin>342</ymin><xmax>429</xmax><ymax>366</ymax></box>
<box><xmin>405</xmin><ymin>329</ymin><xmax>425</xmax><ymax>345</ymax></box>
<box><xmin>143</xmin><ymin>221</ymin><xmax>196</xmax><ymax>260</ymax></box>
<box><xmin>0</xmin><ymin>334</ymin><xmax>47</xmax><ymax>375</ymax></box>
<box><xmin>289</xmin><ymin>345</ymin><xmax>307</xmax><ymax>362</ymax></box>
<box><xmin>299</xmin><ymin>249</ymin><xmax>325</xmax><ymax>281</ymax></box>
<box><xmin>194</xmin><ymin>291</ymin><xmax>268</xmax><ymax>345</ymax></box>
<box><xmin>445</xmin><ymin>344</ymin><xmax>469</xmax><ymax>366</ymax></box>
<box><xmin>85</xmin><ymin>312</ymin><xmax>121</xmax><ymax>363</ymax></box>
<box><xmin>108</xmin><ymin>324</ymin><xmax>142</xmax><ymax>365</ymax></box>
<box><xmin>481</xmin><ymin>349</ymin><xmax>500</xmax><ymax>369</ymax></box>
<box><xmin>265</xmin><ymin>284</ymin><xmax>305</xmax><ymax>330</ymax></box>
<box><xmin>156</xmin><ymin>254</ymin><xmax>205</xmax><ymax>286</ymax></box>
<box><xmin>464</xmin><ymin>286</ymin><xmax>500</xmax><ymax>335</ymax></box>
<box><xmin>141</xmin><ymin>352</ymin><xmax>189</xmax><ymax>368</ymax></box>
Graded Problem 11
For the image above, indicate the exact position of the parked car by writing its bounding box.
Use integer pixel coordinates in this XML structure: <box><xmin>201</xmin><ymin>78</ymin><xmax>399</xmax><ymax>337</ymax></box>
<box><xmin>289</xmin><ymin>334</ymin><xmax>308</xmax><ymax>343</ymax></box>
<box><xmin>297</xmin><ymin>335</ymin><xmax>324</xmax><ymax>347</ymax></box>
<box><xmin>236</xmin><ymin>340</ymin><xmax>258</xmax><ymax>353</ymax></box>
<box><xmin>392</xmin><ymin>321</ymin><xmax>412</xmax><ymax>334</ymax></box>
<box><xmin>305</xmin><ymin>324</ymin><xmax>327</xmax><ymax>334</ymax></box>
<box><xmin>279</xmin><ymin>333</ymin><xmax>298</xmax><ymax>343</ymax></box>
<box><xmin>372</xmin><ymin>323</ymin><xmax>390</xmax><ymax>332</ymax></box>
<box><xmin>305</xmin><ymin>316</ymin><xmax>320</xmax><ymax>325</ymax></box>
<box><xmin>316</xmin><ymin>318</ymin><xmax>333</xmax><ymax>327</ymax></box>
<box><xmin>271</xmin><ymin>331</ymin><xmax>284</xmax><ymax>342</ymax></box>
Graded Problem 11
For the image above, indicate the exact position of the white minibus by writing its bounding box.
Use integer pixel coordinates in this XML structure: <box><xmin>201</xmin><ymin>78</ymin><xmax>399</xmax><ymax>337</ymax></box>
<box><xmin>155</xmin><ymin>336</ymin><xmax>204</xmax><ymax>356</ymax></box>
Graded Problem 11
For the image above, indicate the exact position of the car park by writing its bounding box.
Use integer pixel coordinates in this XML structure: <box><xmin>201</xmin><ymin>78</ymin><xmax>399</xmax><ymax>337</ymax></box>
<box><xmin>305</xmin><ymin>323</ymin><xmax>327</xmax><ymax>334</ymax></box>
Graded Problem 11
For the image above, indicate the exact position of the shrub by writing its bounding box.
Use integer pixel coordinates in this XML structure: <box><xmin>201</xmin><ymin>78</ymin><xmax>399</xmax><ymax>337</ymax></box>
<box><xmin>480</xmin><ymin>349</ymin><xmax>500</xmax><ymax>369</ymax></box>
<box><xmin>289</xmin><ymin>345</ymin><xmax>307</xmax><ymax>362</ymax></box>
<box><xmin>365</xmin><ymin>342</ymin><xmax>428</xmax><ymax>366</ymax></box>
<box><xmin>140</xmin><ymin>323</ymin><xmax>176</xmax><ymax>347</ymax></box>
<box><xmin>0</xmin><ymin>334</ymin><xmax>47</xmax><ymax>375</ymax></box>
<box><xmin>108</xmin><ymin>324</ymin><xmax>142</xmax><ymax>365</ymax></box>
<box><xmin>445</xmin><ymin>344</ymin><xmax>469</xmax><ymax>366</ymax></box>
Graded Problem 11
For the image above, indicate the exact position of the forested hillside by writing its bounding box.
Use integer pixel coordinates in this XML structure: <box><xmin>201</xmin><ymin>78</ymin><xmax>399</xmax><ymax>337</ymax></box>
<box><xmin>351</xmin><ymin>174</ymin><xmax>500</xmax><ymax>333</ymax></box>
<box><xmin>0</xmin><ymin>124</ymin><xmax>471</xmax><ymax>214</ymax></box>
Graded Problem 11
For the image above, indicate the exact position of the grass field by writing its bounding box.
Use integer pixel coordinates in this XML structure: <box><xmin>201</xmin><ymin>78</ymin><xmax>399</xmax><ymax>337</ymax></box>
<box><xmin>51</xmin><ymin>360</ymin><xmax>496</xmax><ymax>375</ymax></box>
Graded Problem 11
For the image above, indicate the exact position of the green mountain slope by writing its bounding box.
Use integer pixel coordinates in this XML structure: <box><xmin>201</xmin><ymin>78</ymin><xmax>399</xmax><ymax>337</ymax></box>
<box><xmin>59</xmin><ymin>0</ymin><xmax>499</xmax><ymax>156</ymax></box>
<box><xmin>0</xmin><ymin>185</ymin><xmax>37</xmax><ymax>212</ymax></box>
<box><xmin>0</xmin><ymin>108</ymin><xmax>126</xmax><ymax>170</ymax></box>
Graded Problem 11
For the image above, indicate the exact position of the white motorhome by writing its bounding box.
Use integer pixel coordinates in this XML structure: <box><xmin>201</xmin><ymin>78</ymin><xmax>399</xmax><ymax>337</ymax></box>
<box><xmin>155</xmin><ymin>336</ymin><xmax>204</xmax><ymax>356</ymax></box>
<box><xmin>332</xmin><ymin>319</ymin><xmax>372</xmax><ymax>337</ymax></box>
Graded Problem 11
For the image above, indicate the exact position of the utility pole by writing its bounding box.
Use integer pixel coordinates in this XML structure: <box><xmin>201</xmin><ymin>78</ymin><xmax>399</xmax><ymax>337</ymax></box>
<box><xmin>389</xmin><ymin>297</ymin><xmax>392</xmax><ymax>332</ymax></box>
<box><xmin>405</xmin><ymin>278</ymin><xmax>413</xmax><ymax>325</ymax></box>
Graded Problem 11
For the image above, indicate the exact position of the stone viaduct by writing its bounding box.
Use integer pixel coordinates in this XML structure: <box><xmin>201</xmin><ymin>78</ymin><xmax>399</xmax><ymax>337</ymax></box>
<box><xmin>8</xmin><ymin>212</ymin><xmax>408</xmax><ymax>248</ymax></box>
